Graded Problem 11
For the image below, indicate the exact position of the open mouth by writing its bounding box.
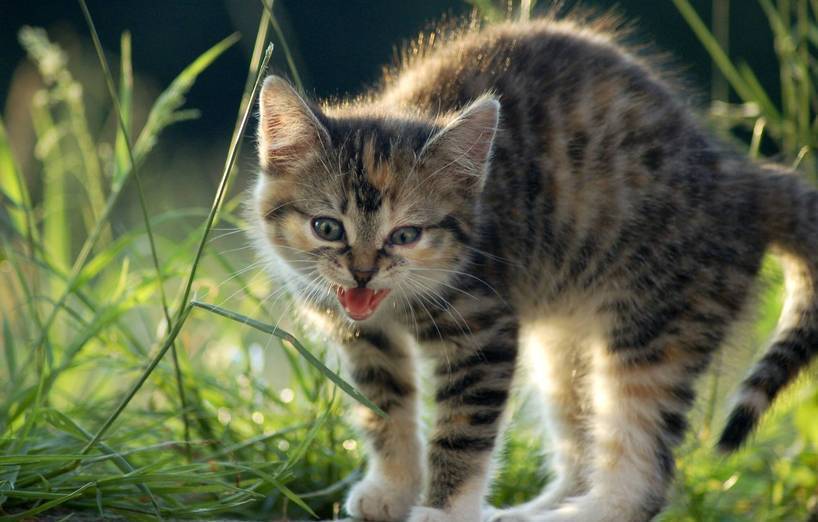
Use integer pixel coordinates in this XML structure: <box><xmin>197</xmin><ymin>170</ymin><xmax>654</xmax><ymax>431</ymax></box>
<box><xmin>336</xmin><ymin>287</ymin><xmax>391</xmax><ymax>320</ymax></box>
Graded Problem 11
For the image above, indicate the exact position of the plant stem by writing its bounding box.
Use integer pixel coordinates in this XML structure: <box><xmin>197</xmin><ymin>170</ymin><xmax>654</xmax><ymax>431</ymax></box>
<box><xmin>172</xmin><ymin>43</ymin><xmax>274</xmax><ymax>324</ymax></box>
<box><xmin>77</xmin><ymin>0</ymin><xmax>193</xmax><ymax>462</ymax></box>
<box><xmin>259</xmin><ymin>0</ymin><xmax>304</xmax><ymax>92</ymax></box>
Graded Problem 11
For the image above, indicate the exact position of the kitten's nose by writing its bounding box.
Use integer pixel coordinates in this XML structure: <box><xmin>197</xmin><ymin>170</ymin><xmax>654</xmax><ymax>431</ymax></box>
<box><xmin>350</xmin><ymin>267</ymin><xmax>378</xmax><ymax>287</ymax></box>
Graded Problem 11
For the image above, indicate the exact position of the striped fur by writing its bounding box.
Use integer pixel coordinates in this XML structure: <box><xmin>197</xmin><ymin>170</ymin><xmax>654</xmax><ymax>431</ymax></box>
<box><xmin>249</xmin><ymin>13</ymin><xmax>818</xmax><ymax>522</ymax></box>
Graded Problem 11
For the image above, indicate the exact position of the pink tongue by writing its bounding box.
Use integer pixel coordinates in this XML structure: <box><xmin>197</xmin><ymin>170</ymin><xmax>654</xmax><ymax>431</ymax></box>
<box><xmin>336</xmin><ymin>288</ymin><xmax>389</xmax><ymax>320</ymax></box>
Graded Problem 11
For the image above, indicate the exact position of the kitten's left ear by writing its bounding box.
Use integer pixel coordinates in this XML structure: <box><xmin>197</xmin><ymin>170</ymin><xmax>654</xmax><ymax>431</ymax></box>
<box><xmin>257</xmin><ymin>75</ymin><xmax>330</xmax><ymax>175</ymax></box>
<box><xmin>420</xmin><ymin>95</ymin><xmax>500</xmax><ymax>192</ymax></box>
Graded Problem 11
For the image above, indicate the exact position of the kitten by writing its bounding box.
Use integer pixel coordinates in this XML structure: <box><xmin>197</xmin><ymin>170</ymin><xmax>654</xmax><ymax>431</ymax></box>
<box><xmin>249</xmin><ymin>13</ymin><xmax>818</xmax><ymax>522</ymax></box>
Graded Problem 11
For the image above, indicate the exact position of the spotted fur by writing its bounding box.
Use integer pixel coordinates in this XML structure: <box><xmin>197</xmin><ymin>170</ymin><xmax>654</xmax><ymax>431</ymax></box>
<box><xmin>249</xmin><ymin>13</ymin><xmax>818</xmax><ymax>522</ymax></box>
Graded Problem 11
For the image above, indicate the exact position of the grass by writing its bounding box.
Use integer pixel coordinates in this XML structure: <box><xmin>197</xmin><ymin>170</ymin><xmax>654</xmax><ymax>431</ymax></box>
<box><xmin>1</xmin><ymin>0</ymin><xmax>818</xmax><ymax>520</ymax></box>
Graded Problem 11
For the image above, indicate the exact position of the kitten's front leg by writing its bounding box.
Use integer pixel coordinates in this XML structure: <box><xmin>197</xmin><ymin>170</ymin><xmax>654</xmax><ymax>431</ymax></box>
<box><xmin>342</xmin><ymin>328</ymin><xmax>423</xmax><ymax>522</ymax></box>
<box><xmin>410</xmin><ymin>316</ymin><xmax>518</xmax><ymax>522</ymax></box>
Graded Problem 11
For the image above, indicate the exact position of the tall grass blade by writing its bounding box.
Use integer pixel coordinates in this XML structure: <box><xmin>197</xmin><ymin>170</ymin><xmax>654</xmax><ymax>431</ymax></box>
<box><xmin>17</xmin><ymin>26</ymin><xmax>106</xmax><ymax>233</ymax></box>
<box><xmin>171</xmin><ymin>42</ymin><xmax>273</xmax><ymax>321</ymax></box>
<box><xmin>30</xmin><ymin>97</ymin><xmax>70</xmax><ymax>273</ymax></box>
<box><xmin>113</xmin><ymin>31</ymin><xmax>133</xmax><ymax>183</ymax></box>
<box><xmin>259</xmin><ymin>0</ymin><xmax>304</xmax><ymax>92</ymax></box>
<box><xmin>133</xmin><ymin>33</ymin><xmax>241</xmax><ymax>167</ymax></box>
<box><xmin>221</xmin><ymin>3</ymin><xmax>271</xmax><ymax>201</ymax></box>
<box><xmin>672</xmin><ymin>0</ymin><xmax>781</xmax><ymax>121</ymax></box>
<box><xmin>79</xmin><ymin>304</ymin><xmax>193</xmax><ymax>457</ymax></box>
<box><xmin>737</xmin><ymin>62</ymin><xmax>778</xmax><ymax>120</ymax></box>
<box><xmin>78</xmin><ymin>0</ymin><xmax>191</xmax><ymax>461</ymax></box>
<box><xmin>0</xmin><ymin>118</ymin><xmax>32</xmax><ymax>241</ymax></box>
<box><xmin>750</xmin><ymin>117</ymin><xmax>767</xmax><ymax>158</ymax></box>
<box><xmin>43</xmin><ymin>409</ymin><xmax>163</xmax><ymax>518</ymax></box>
<box><xmin>28</xmin><ymin>31</ymin><xmax>237</xmax><ymax>367</ymax></box>
<box><xmin>226</xmin><ymin>462</ymin><xmax>317</xmax><ymax>517</ymax></box>
<box><xmin>5</xmin><ymin>482</ymin><xmax>95</xmax><ymax>520</ymax></box>
<box><xmin>3</xmin><ymin>318</ymin><xmax>16</xmax><ymax>384</ymax></box>
<box><xmin>13</xmin><ymin>304</ymin><xmax>194</xmax><ymax>492</ymax></box>
<box><xmin>190</xmin><ymin>301</ymin><xmax>387</xmax><ymax>418</ymax></box>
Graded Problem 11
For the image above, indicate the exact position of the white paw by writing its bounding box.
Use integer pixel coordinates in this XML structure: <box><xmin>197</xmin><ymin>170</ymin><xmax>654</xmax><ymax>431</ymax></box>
<box><xmin>409</xmin><ymin>505</ymin><xmax>481</xmax><ymax>522</ymax></box>
<box><xmin>483</xmin><ymin>505</ymin><xmax>530</xmax><ymax>522</ymax></box>
<box><xmin>527</xmin><ymin>494</ymin><xmax>628</xmax><ymax>522</ymax></box>
<box><xmin>345</xmin><ymin>476</ymin><xmax>419</xmax><ymax>521</ymax></box>
<box><xmin>408</xmin><ymin>506</ymin><xmax>453</xmax><ymax>522</ymax></box>
<box><xmin>485</xmin><ymin>478</ymin><xmax>585</xmax><ymax>522</ymax></box>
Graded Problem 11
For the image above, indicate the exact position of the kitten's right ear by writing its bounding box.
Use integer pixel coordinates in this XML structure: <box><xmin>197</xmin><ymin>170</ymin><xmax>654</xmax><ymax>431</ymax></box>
<box><xmin>257</xmin><ymin>75</ymin><xmax>329</xmax><ymax>175</ymax></box>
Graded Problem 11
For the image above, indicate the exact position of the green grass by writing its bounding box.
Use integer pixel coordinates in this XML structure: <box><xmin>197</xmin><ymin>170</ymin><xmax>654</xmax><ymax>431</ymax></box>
<box><xmin>673</xmin><ymin>0</ymin><xmax>818</xmax><ymax>172</ymax></box>
<box><xmin>1</xmin><ymin>0</ymin><xmax>818</xmax><ymax>520</ymax></box>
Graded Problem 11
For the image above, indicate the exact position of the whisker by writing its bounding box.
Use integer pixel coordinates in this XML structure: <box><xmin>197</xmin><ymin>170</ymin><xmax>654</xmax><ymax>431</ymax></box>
<box><xmin>213</xmin><ymin>244</ymin><xmax>256</xmax><ymax>256</ymax></box>
<box><xmin>407</xmin><ymin>266</ymin><xmax>506</xmax><ymax>304</ymax></box>
<box><xmin>404</xmin><ymin>276</ymin><xmax>473</xmax><ymax>341</ymax></box>
<box><xmin>462</xmin><ymin>243</ymin><xmax>522</xmax><ymax>267</ymax></box>
<box><xmin>207</xmin><ymin>228</ymin><xmax>246</xmax><ymax>243</ymax></box>
<box><xmin>414</xmin><ymin>293</ymin><xmax>445</xmax><ymax>343</ymax></box>
<box><xmin>403</xmin><ymin>281</ymin><xmax>454</xmax><ymax>373</ymax></box>
<box><xmin>272</xmin><ymin>244</ymin><xmax>323</xmax><ymax>258</ymax></box>
<box><xmin>394</xmin><ymin>280</ymin><xmax>420</xmax><ymax>338</ymax></box>
<box><xmin>408</xmin><ymin>272</ymin><xmax>480</xmax><ymax>301</ymax></box>
<box><xmin>213</xmin><ymin>260</ymin><xmax>267</xmax><ymax>290</ymax></box>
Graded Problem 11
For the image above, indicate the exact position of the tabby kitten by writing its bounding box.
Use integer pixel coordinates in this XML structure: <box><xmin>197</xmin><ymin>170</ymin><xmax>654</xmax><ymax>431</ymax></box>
<box><xmin>249</xmin><ymin>14</ymin><xmax>818</xmax><ymax>522</ymax></box>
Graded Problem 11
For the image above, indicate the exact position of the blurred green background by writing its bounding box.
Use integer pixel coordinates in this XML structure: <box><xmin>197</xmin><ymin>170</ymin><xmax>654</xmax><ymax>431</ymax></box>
<box><xmin>1</xmin><ymin>1</ymin><xmax>817</xmax><ymax>520</ymax></box>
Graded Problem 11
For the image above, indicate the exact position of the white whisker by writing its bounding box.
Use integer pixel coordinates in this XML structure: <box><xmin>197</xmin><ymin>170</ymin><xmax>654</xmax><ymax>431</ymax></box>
<box><xmin>208</xmin><ymin>228</ymin><xmax>246</xmax><ymax>243</ymax></box>
<box><xmin>403</xmin><ymin>276</ymin><xmax>472</xmax><ymax>341</ymax></box>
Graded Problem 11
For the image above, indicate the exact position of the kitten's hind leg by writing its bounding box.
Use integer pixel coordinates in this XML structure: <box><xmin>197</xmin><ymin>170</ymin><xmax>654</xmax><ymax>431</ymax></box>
<box><xmin>341</xmin><ymin>328</ymin><xmax>424</xmax><ymax>522</ymax></box>
<box><xmin>487</xmin><ymin>324</ymin><xmax>590</xmax><ymax>522</ymax></box>
<box><xmin>534</xmin><ymin>307</ymin><xmax>728</xmax><ymax>522</ymax></box>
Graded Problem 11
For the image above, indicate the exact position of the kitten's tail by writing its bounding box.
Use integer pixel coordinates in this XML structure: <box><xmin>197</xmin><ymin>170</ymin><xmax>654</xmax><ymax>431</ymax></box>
<box><xmin>718</xmin><ymin>165</ymin><xmax>818</xmax><ymax>453</ymax></box>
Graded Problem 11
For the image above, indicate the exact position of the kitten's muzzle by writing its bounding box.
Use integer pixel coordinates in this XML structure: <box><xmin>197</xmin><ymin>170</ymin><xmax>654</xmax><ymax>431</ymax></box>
<box><xmin>350</xmin><ymin>266</ymin><xmax>378</xmax><ymax>287</ymax></box>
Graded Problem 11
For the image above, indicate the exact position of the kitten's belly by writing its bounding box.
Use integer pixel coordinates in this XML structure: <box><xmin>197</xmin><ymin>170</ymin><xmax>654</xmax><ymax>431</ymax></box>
<box><xmin>515</xmin><ymin>311</ymin><xmax>603</xmax><ymax>402</ymax></box>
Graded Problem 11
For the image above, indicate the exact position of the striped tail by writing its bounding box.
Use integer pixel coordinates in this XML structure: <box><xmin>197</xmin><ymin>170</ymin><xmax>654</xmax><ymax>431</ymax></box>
<box><xmin>718</xmin><ymin>165</ymin><xmax>818</xmax><ymax>452</ymax></box>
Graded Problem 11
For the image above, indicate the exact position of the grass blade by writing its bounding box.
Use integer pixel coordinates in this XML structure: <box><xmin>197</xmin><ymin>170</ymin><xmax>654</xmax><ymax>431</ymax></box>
<box><xmin>6</xmin><ymin>482</ymin><xmax>95</xmax><ymax>520</ymax></box>
<box><xmin>672</xmin><ymin>0</ymin><xmax>781</xmax><ymax>120</ymax></box>
<box><xmin>14</xmin><ymin>305</ymin><xmax>194</xmax><ymax>489</ymax></box>
<box><xmin>30</xmin><ymin>97</ymin><xmax>70</xmax><ymax>273</ymax></box>
<box><xmin>114</xmin><ymin>31</ymin><xmax>133</xmax><ymax>183</ymax></box>
<box><xmin>3</xmin><ymin>317</ymin><xmax>16</xmax><ymax>383</ymax></box>
<box><xmin>27</xmin><ymin>29</ymin><xmax>237</xmax><ymax>383</ymax></box>
<box><xmin>78</xmin><ymin>304</ymin><xmax>193</xmax><ymax>457</ymax></box>
<box><xmin>171</xmin><ymin>42</ymin><xmax>273</xmax><ymax>322</ymax></box>
<box><xmin>190</xmin><ymin>301</ymin><xmax>386</xmax><ymax>418</ymax></box>
<box><xmin>42</xmin><ymin>409</ymin><xmax>163</xmax><ymax>518</ymax></box>
<box><xmin>78</xmin><ymin>0</ymin><xmax>191</xmax><ymax>461</ymax></box>
<box><xmin>259</xmin><ymin>0</ymin><xmax>304</xmax><ymax>91</ymax></box>
<box><xmin>133</xmin><ymin>33</ymin><xmax>240</xmax><ymax>165</ymax></box>
<box><xmin>0</xmin><ymin>117</ymin><xmax>33</xmax><ymax>241</ymax></box>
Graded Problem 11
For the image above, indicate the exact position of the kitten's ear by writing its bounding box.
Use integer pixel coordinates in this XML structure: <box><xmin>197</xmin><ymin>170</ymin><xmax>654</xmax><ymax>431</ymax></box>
<box><xmin>257</xmin><ymin>75</ymin><xmax>329</xmax><ymax>175</ymax></box>
<box><xmin>420</xmin><ymin>95</ymin><xmax>500</xmax><ymax>192</ymax></box>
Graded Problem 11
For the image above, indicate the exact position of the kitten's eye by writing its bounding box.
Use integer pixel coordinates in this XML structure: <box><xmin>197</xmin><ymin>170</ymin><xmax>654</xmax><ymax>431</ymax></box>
<box><xmin>312</xmin><ymin>217</ymin><xmax>345</xmax><ymax>241</ymax></box>
<box><xmin>389</xmin><ymin>226</ymin><xmax>422</xmax><ymax>246</ymax></box>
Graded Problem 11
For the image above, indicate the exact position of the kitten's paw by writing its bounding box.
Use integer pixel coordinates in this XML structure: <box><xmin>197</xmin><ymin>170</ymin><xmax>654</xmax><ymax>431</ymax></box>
<box><xmin>485</xmin><ymin>478</ymin><xmax>584</xmax><ymax>521</ymax></box>
<box><xmin>409</xmin><ymin>505</ymin><xmax>481</xmax><ymax>522</ymax></box>
<box><xmin>483</xmin><ymin>505</ymin><xmax>530</xmax><ymax>522</ymax></box>
<box><xmin>407</xmin><ymin>506</ymin><xmax>453</xmax><ymax>522</ymax></box>
<box><xmin>345</xmin><ymin>476</ymin><xmax>418</xmax><ymax>521</ymax></box>
<box><xmin>530</xmin><ymin>494</ymin><xmax>629</xmax><ymax>522</ymax></box>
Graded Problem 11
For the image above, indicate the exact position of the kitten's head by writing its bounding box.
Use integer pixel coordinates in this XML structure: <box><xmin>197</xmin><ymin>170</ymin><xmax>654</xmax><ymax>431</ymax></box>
<box><xmin>251</xmin><ymin>75</ymin><xmax>499</xmax><ymax>322</ymax></box>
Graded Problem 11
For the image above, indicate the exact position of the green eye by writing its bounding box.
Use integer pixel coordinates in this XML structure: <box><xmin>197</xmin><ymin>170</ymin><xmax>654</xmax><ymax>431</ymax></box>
<box><xmin>312</xmin><ymin>217</ymin><xmax>345</xmax><ymax>241</ymax></box>
<box><xmin>389</xmin><ymin>226</ymin><xmax>422</xmax><ymax>246</ymax></box>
